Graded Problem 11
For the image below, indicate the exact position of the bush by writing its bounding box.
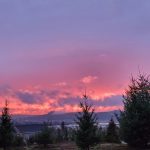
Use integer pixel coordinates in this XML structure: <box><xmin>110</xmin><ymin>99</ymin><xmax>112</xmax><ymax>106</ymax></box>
<box><xmin>13</xmin><ymin>135</ymin><xmax>25</xmax><ymax>147</ymax></box>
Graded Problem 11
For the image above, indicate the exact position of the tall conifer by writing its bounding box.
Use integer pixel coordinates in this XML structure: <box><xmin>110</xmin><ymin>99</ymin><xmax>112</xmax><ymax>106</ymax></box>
<box><xmin>119</xmin><ymin>74</ymin><xmax>150</xmax><ymax>148</ymax></box>
<box><xmin>0</xmin><ymin>101</ymin><xmax>14</xmax><ymax>150</ymax></box>
<box><xmin>75</xmin><ymin>94</ymin><xmax>100</xmax><ymax>150</ymax></box>
<box><xmin>106</xmin><ymin>118</ymin><xmax>120</xmax><ymax>143</ymax></box>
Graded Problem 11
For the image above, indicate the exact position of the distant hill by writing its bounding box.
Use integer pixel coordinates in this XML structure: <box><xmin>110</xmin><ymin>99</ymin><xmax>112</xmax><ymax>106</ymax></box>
<box><xmin>13</xmin><ymin>110</ymin><xmax>120</xmax><ymax>124</ymax></box>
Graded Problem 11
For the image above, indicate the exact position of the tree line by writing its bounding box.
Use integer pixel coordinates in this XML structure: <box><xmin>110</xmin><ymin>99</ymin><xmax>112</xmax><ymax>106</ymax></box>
<box><xmin>0</xmin><ymin>74</ymin><xmax>150</xmax><ymax>149</ymax></box>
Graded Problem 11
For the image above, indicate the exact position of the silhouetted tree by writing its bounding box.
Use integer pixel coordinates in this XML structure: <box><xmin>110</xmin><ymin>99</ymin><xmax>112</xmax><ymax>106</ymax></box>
<box><xmin>75</xmin><ymin>94</ymin><xmax>100</xmax><ymax>150</ymax></box>
<box><xmin>55</xmin><ymin>128</ymin><xmax>63</xmax><ymax>142</ymax></box>
<box><xmin>61</xmin><ymin>121</ymin><xmax>68</xmax><ymax>141</ymax></box>
<box><xmin>27</xmin><ymin>135</ymin><xmax>35</xmax><ymax>146</ymax></box>
<box><xmin>99</xmin><ymin>127</ymin><xmax>106</xmax><ymax>143</ymax></box>
<box><xmin>119</xmin><ymin>74</ymin><xmax>150</xmax><ymax>148</ymax></box>
<box><xmin>35</xmin><ymin>122</ymin><xmax>53</xmax><ymax>147</ymax></box>
<box><xmin>12</xmin><ymin>135</ymin><xmax>25</xmax><ymax>147</ymax></box>
<box><xmin>106</xmin><ymin>118</ymin><xmax>120</xmax><ymax>143</ymax></box>
<box><xmin>0</xmin><ymin>100</ymin><xmax>14</xmax><ymax>150</ymax></box>
<box><xmin>67</xmin><ymin>128</ymin><xmax>76</xmax><ymax>141</ymax></box>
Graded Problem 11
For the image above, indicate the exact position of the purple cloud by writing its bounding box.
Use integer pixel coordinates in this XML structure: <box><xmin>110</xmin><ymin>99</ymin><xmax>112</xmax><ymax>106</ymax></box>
<box><xmin>58</xmin><ymin>95</ymin><xmax>123</xmax><ymax>107</ymax></box>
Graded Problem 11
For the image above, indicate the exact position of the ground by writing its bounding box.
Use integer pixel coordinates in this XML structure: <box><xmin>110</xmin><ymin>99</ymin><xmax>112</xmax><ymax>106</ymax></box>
<box><xmin>0</xmin><ymin>143</ymin><xmax>149</xmax><ymax>150</ymax></box>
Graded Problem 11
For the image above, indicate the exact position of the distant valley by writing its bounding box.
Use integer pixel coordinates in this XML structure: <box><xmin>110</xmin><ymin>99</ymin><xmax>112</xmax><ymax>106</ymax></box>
<box><xmin>13</xmin><ymin>110</ymin><xmax>120</xmax><ymax>124</ymax></box>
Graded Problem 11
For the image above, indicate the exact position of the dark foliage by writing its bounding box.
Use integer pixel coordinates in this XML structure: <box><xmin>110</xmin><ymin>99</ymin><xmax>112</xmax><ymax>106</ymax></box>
<box><xmin>35</xmin><ymin>122</ymin><xmax>53</xmax><ymax>147</ymax></box>
<box><xmin>105</xmin><ymin>118</ymin><xmax>120</xmax><ymax>143</ymax></box>
<box><xmin>27</xmin><ymin>135</ymin><xmax>35</xmax><ymax>145</ymax></box>
<box><xmin>0</xmin><ymin>101</ymin><xmax>14</xmax><ymax>150</ymax></box>
<box><xmin>12</xmin><ymin>135</ymin><xmax>25</xmax><ymax>147</ymax></box>
<box><xmin>75</xmin><ymin>94</ymin><xmax>100</xmax><ymax>150</ymax></box>
<box><xmin>119</xmin><ymin>74</ymin><xmax>150</xmax><ymax>148</ymax></box>
<box><xmin>67</xmin><ymin>128</ymin><xmax>76</xmax><ymax>141</ymax></box>
<box><xmin>99</xmin><ymin>127</ymin><xmax>107</xmax><ymax>143</ymax></box>
<box><xmin>60</xmin><ymin>121</ymin><xmax>68</xmax><ymax>141</ymax></box>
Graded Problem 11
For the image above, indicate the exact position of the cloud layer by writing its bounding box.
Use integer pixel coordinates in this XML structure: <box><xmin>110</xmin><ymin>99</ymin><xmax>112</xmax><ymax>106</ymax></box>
<box><xmin>0</xmin><ymin>1</ymin><xmax>150</xmax><ymax>114</ymax></box>
<box><xmin>0</xmin><ymin>81</ymin><xmax>123</xmax><ymax>114</ymax></box>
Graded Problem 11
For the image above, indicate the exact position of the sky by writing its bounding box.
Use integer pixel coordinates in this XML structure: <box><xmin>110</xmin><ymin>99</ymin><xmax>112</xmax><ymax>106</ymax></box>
<box><xmin>0</xmin><ymin>0</ymin><xmax>150</xmax><ymax>115</ymax></box>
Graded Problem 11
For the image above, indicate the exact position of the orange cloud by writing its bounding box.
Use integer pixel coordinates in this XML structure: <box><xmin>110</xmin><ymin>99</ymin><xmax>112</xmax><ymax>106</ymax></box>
<box><xmin>0</xmin><ymin>80</ymin><xmax>124</xmax><ymax>115</ymax></box>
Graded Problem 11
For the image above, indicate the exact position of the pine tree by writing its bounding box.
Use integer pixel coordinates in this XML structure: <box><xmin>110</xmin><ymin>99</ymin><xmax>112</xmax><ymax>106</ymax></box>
<box><xmin>75</xmin><ymin>94</ymin><xmax>100</xmax><ymax>150</ymax></box>
<box><xmin>35</xmin><ymin>122</ymin><xmax>53</xmax><ymax>147</ymax></box>
<box><xmin>0</xmin><ymin>100</ymin><xmax>14</xmax><ymax>150</ymax></box>
<box><xmin>119</xmin><ymin>74</ymin><xmax>150</xmax><ymax>148</ymax></box>
<box><xmin>61</xmin><ymin>121</ymin><xmax>68</xmax><ymax>141</ymax></box>
<box><xmin>106</xmin><ymin>118</ymin><xmax>120</xmax><ymax>143</ymax></box>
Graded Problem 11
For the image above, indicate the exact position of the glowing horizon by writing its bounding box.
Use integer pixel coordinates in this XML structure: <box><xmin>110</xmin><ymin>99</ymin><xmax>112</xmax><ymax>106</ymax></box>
<box><xmin>0</xmin><ymin>80</ymin><xmax>124</xmax><ymax>115</ymax></box>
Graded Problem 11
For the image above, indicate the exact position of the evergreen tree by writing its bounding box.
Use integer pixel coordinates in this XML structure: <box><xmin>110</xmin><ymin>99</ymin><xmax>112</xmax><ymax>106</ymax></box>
<box><xmin>106</xmin><ymin>118</ymin><xmax>120</xmax><ymax>143</ymax></box>
<box><xmin>56</xmin><ymin>128</ymin><xmax>63</xmax><ymax>142</ymax></box>
<box><xmin>0</xmin><ymin>100</ymin><xmax>14</xmax><ymax>150</ymax></box>
<box><xmin>119</xmin><ymin>74</ymin><xmax>150</xmax><ymax>148</ymax></box>
<box><xmin>35</xmin><ymin>122</ymin><xmax>53</xmax><ymax>147</ymax></box>
<box><xmin>60</xmin><ymin>121</ymin><xmax>68</xmax><ymax>141</ymax></box>
<box><xmin>75</xmin><ymin>94</ymin><xmax>100</xmax><ymax>150</ymax></box>
<box><xmin>12</xmin><ymin>135</ymin><xmax>25</xmax><ymax>147</ymax></box>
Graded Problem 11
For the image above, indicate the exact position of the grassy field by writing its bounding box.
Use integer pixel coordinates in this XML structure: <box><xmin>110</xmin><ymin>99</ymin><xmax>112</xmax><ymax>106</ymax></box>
<box><xmin>0</xmin><ymin>143</ymin><xmax>149</xmax><ymax>150</ymax></box>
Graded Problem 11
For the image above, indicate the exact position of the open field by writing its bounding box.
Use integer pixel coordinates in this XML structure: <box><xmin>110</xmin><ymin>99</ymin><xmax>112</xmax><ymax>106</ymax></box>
<box><xmin>0</xmin><ymin>143</ymin><xmax>149</xmax><ymax>150</ymax></box>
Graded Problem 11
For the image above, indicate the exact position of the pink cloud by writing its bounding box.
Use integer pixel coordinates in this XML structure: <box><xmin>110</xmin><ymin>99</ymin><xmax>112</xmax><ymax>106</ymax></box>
<box><xmin>81</xmin><ymin>75</ymin><xmax>98</xmax><ymax>84</ymax></box>
<box><xmin>0</xmin><ymin>83</ymin><xmax>123</xmax><ymax>115</ymax></box>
